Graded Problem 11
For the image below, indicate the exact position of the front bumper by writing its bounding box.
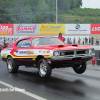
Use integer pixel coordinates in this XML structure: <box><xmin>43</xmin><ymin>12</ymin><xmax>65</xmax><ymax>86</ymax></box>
<box><xmin>47</xmin><ymin>54</ymin><xmax>94</xmax><ymax>68</ymax></box>
<box><xmin>51</xmin><ymin>54</ymin><xmax>94</xmax><ymax>60</ymax></box>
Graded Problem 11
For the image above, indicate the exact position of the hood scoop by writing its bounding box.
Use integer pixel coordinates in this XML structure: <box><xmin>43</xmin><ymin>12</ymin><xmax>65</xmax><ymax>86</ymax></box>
<box><xmin>65</xmin><ymin>44</ymin><xmax>78</xmax><ymax>47</ymax></box>
<box><xmin>72</xmin><ymin>44</ymin><xmax>78</xmax><ymax>46</ymax></box>
<box><xmin>58</xmin><ymin>45</ymin><xmax>64</xmax><ymax>47</ymax></box>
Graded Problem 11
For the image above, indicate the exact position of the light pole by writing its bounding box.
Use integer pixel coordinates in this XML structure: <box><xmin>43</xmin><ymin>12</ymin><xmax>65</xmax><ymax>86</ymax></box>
<box><xmin>56</xmin><ymin>0</ymin><xmax>57</xmax><ymax>24</ymax></box>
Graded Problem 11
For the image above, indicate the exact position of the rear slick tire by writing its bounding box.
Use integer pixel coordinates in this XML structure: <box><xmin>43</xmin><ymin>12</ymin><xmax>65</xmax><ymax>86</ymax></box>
<box><xmin>7</xmin><ymin>57</ymin><xmax>19</xmax><ymax>73</ymax></box>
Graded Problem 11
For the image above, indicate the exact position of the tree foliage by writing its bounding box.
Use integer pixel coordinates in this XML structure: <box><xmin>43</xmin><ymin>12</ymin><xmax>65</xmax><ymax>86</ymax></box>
<box><xmin>0</xmin><ymin>0</ymin><xmax>17</xmax><ymax>23</ymax></box>
<box><xmin>1</xmin><ymin>0</ymin><xmax>98</xmax><ymax>24</ymax></box>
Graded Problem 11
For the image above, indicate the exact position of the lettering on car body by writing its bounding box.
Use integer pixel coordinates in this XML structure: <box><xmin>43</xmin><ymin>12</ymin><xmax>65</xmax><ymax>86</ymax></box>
<box><xmin>15</xmin><ymin>50</ymin><xmax>34</xmax><ymax>55</ymax></box>
<box><xmin>27</xmin><ymin>51</ymin><xmax>34</xmax><ymax>55</ymax></box>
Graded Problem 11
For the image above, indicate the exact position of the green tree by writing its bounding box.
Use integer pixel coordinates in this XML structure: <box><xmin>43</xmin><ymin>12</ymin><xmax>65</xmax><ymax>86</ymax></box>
<box><xmin>76</xmin><ymin>0</ymin><xmax>82</xmax><ymax>8</ymax></box>
<box><xmin>29</xmin><ymin>0</ymin><xmax>55</xmax><ymax>23</ymax></box>
<box><xmin>0</xmin><ymin>0</ymin><xmax>17</xmax><ymax>23</ymax></box>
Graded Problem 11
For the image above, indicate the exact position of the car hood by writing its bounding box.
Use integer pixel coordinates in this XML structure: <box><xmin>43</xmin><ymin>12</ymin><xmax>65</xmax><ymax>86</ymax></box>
<box><xmin>34</xmin><ymin>44</ymin><xmax>93</xmax><ymax>51</ymax></box>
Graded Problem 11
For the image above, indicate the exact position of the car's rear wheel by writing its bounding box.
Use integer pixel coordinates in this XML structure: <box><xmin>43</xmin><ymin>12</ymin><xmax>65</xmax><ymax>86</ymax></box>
<box><xmin>38</xmin><ymin>58</ymin><xmax>52</xmax><ymax>79</ymax></box>
<box><xmin>73</xmin><ymin>62</ymin><xmax>86</xmax><ymax>74</ymax></box>
<box><xmin>7</xmin><ymin>57</ymin><xmax>19</xmax><ymax>73</ymax></box>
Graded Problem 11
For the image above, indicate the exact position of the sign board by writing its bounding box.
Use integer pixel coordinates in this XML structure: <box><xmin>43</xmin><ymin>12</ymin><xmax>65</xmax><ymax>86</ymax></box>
<box><xmin>14</xmin><ymin>24</ymin><xmax>39</xmax><ymax>34</ymax></box>
<box><xmin>39</xmin><ymin>24</ymin><xmax>65</xmax><ymax>34</ymax></box>
<box><xmin>91</xmin><ymin>24</ymin><xmax>100</xmax><ymax>34</ymax></box>
<box><xmin>65</xmin><ymin>24</ymin><xmax>90</xmax><ymax>34</ymax></box>
<box><xmin>0</xmin><ymin>24</ymin><xmax>14</xmax><ymax>35</ymax></box>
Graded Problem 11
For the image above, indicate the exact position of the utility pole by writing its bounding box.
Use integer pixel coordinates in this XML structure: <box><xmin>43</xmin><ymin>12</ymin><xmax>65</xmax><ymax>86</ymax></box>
<box><xmin>56</xmin><ymin>0</ymin><xmax>57</xmax><ymax>24</ymax></box>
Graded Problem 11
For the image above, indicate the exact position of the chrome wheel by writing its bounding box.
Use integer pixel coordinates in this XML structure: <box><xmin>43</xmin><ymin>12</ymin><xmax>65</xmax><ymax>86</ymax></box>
<box><xmin>38</xmin><ymin>58</ymin><xmax>52</xmax><ymax>78</ymax></box>
<box><xmin>40</xmin><ymin>62</ymin><xmax>47</xmax><ymax>76</ymax></box>
<box><xmin>7</xmin><ymin>60</ymin><xmax>13</xmax><ymax>72</ymax></box>
<box><xmin>7</xmin><ymin>57</ymin><xmax>19</xmax><ymax>73</ymax></box>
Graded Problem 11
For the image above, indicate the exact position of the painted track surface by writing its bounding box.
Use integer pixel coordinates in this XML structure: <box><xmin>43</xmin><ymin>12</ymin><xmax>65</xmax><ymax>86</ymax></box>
<box><xmin>0</xmin><ymin>56</ymin><xmax>100</xmax><ymax>100</ymax></box>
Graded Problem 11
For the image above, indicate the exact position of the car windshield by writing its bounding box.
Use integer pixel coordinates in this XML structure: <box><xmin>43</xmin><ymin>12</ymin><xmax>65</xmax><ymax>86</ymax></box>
<box><xmin>32</xmin><ymin>37</ymin><xmax>64</xmax><ymax>46</ymax></box>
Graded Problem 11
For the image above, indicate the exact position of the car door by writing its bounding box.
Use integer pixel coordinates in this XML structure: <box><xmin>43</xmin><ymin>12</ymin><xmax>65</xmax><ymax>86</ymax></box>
<box><xmin>14</xmin><ymin>38</ymin><xmax>36</xmax><ymax>66</ymax></box>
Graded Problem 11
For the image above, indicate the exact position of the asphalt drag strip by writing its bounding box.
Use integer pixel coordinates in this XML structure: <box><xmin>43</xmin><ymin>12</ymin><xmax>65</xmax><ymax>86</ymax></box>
<box><xmin>0</xmin><ymin>81</ymin><xmax>47</xmax><ymax>100</ymax></box>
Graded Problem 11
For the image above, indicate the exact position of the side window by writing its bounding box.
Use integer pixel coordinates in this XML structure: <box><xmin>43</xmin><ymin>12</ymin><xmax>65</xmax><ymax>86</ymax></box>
<box><xmin>16</xmin><ymin>39</ymin><xmax>32</xmax><ymax>48</ymax></box>
<box><xmin>21</xmin><ymin>39</ymin><xmax>31</xmax><ymax>47</ymax></box>
<box><xmin>32</xmin><ymin>38</ymin><xmax>39</xmax><ymax>46</ymax></box>
<box><xmin>16</xmin><ymin>41</ymin><xmax>23</xmax><ymax>47</ymax></box>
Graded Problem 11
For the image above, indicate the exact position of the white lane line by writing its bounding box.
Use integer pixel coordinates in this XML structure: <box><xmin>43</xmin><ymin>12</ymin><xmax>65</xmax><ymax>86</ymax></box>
<box><xmin>0</xmin><ymin>81</ymin><xmax>47</xmax><ymax>100</ymax></box>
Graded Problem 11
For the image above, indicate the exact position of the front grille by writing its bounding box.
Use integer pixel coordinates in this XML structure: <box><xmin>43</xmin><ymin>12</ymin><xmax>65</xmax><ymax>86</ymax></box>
<box><xmin>60</xmin><ymin>50</ymin><xmax>74</xmax><ymax>56</ymax></box>
<box><xmin>65</xmin><ymin>51</ymin><xmax>74</xmax><ymax>55</ymax></box>
<box><xmin>59</xmin><ymin>49</ymin><xmax>89</xmax><ymax>57</ymax></box>
<box><xmin>77</xmin><ymin>51</ymin><xmax>85</xmax><ymax>54</ymax></box>
<box><xmin>76</xmin><ymin>49</ymin><xmax>89</xmax><ymax>55</ymax></box>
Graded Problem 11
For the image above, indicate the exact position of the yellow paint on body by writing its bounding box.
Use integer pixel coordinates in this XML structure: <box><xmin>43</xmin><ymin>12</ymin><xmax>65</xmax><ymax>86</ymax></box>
<box><xmin>32</xmin><ymin>58</ymin><xmax>36</xmax><ymax>60</ymax></box>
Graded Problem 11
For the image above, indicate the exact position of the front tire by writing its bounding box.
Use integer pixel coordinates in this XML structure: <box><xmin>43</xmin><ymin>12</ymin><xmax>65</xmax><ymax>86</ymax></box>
<box><xmin>38</xmin><ymin>58</ymin><xmax>52</xmax><ymax>79</ymax></box>
<box><xmin>73</xmin><ymin>62</ymin><xmax>86</xmax><ymax>74</ymax></box>
<box><xmin>7</xmin><ymin>57</ymin><xmax>19</xmax><ymax>73</ymax></box>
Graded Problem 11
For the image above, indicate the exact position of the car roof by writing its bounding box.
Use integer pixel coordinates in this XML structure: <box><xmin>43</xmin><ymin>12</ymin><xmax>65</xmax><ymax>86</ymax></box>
<box><xmin>14</xmin><ymin>35</ymin><xmax>56</xmax><ymax>44</ymax></box>
<box><xmin>19</xmin><ymin>35</ymin><xmax>55</xmax><ymax>40</ymax></box>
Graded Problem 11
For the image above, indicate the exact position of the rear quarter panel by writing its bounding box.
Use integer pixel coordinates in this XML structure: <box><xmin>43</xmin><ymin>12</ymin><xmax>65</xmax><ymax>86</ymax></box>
<box><xmin>1</xmin><ymin>47</ymin><xmax>13</xmax><ymax>59</ymax></box>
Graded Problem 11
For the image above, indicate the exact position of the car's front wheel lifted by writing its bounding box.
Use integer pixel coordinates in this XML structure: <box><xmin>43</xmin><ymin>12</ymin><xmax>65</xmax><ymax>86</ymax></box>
<box><xmin>73</xmin><ymin>62</ymin><xmax>87</xmax><ymax>74</ymax></box>
<box><xmin>38</xmin><ymin>58</ymin><xmax>52</xmax><ymax>79</ymax></box>
<box><xmin>7</xmin><ymin>57</ymin><xmax>19</xmax><ymax>73</ymax></box>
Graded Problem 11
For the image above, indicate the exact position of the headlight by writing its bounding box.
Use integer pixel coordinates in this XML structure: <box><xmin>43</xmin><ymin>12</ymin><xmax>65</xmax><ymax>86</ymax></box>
<box><xmin>53</xmin><ymin>51</ymin><xmax>59</xmax><ymax>56</ymax></box>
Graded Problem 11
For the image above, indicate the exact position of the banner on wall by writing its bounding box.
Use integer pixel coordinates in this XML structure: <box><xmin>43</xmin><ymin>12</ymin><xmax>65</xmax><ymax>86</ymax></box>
<box><xmin>39</xmin><ymin>24</ymin><xmax>65</xmax><ymax>34</ymax></box>
<box><xmin>0</xmin><ymin>24</ymin><xmax>14</xmax><ymax>35</ymax></box>
<box><xmin>14</xmin><ymin>24</ymin><xmax>39</xmax><ymax>34</ymax></box>
<box><xmin>91</xmin><ymin>24</ymin><xmax>100</xmax><ymax>34</ymax></box>
<box><xmin>0</xmin><ymin>36</ymin><xmax>28</xmax><ymax>45</ymax></box>
<box><xmin>65</xmin><ymin>24</ymin><xmax>90</xmax><ymax>34</ymax></box>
